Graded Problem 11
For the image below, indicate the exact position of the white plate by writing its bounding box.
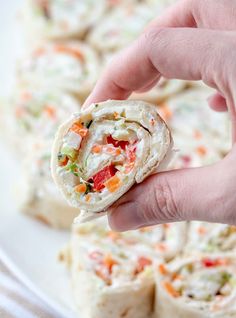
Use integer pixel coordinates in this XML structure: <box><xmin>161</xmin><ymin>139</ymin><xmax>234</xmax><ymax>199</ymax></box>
<box><xmin>0</xmin><ymin>1</ymin><xmax>78</xmax><ymax>317</ymax></box>
<box><xmin>0</xmin><ymin>142</ymin><xmax>78</xmax><ymax>317</ymax></box>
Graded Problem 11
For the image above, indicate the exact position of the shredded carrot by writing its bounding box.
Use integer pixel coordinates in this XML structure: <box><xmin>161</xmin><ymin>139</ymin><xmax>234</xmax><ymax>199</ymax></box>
<box><xmin>70</xmin><ymin>121</ymin><xmax>83</xmax><ymax>131</ymax></box>
<box><xmin>158</xmin><ymin>264</ymin><xmax>168</xmax><ymax>275</ymax></box>
<box><xmin>113</xmin><ymin>111</ymin><xmax>119</xmax><ymax>119</ymax></box>
<box><xmin>115</xmin><ymin>148</ymin><xmax>121</xmax><ymax>155</ymax></box>
<box><xmin>135</xmin><ymin>257</ymin><xmax>152</xmax><ymax>274</ymax></box>
<box><xmin>163</xmin><ymin>281</ymin><xmax>180</xmax><ymax>297</ymax></box>
<box><xmin>103</xmin><ymin>254</ymin><xmax>118</xmax><ymax>273</ymax></box>
<box><xmin>44</xmin><ymin>105</ymin><xmax>56</xmax><ymax>118</ymax></box>
<box><xmin>75</xmin><ymin>184</ymin><xmax>86</xmax><ymax>194</ymax></box>
<box><xmin>216</xmin><ymin>258</ymin><xmax>230</xmax><ymax>266</ymax></box>
<box><xmin>196</xmin><ymin>146</ymin><xmax>207</xmax><ymax>156</ymax></box>
<box><xmin>54</xmin><ymin>45</ymin><xmax>84</xmax><ymax>62</ymax></box>
<box><xmin>198</xmin><ymin>226</ymin><xmax>207</xmax><ymax>235</ymax></box>
<box><xmin>78</xmin><ymin>128</ymin><xmax>88</xmax><ymax>137</ymax></box>
<box><xmin>58</xmin><ymin>156</ymin><xmax>69</xmax><ymax>167</ymax></box>
<box><xmin>105</xmin><ymin>175</ymin><xmax>122</xmax><ymax>193</ymax></box>
<box><xmin>85</xmin><ymin>194</ymin><xmax>91</xmax><ymax>202</ymax></box>
<box><xmin>92</xmin><ymin>144</ymin><xmax>102</xmax><ymax>154</ymax></box>
<box><xmin>70</xmin><ymin>122</ymin><xmax>88</xmax><ymax>137</ymax></box>
<box><xmin>95</xmin><ymin>268</ymin><xmax>111</xmax><ymax>285</ymax></box>
<box><xmin>155</xmin><ymin>243</ymin><xmax>167</xmax><ymax>252</ymax></box>
<box><xmin>193</xmin><ymin>130</ymin><xmax>202</xmax><ymax>139</ymax></box>
<box><xmin>108</xmin><ymin>231</ymin><xmax>120</xmax><ymax>241</ymax></box>
<box><xmin>172</xmin><ymin>273</ymin><xmax>183</xmax><ymax>281</ymax></box>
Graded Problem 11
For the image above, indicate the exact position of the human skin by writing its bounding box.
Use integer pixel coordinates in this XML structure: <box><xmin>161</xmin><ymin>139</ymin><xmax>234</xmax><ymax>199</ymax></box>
<box><xmin>84</xmin><ymin>0</ymin><xmax>236</xmax><ymax>231</ymax></box>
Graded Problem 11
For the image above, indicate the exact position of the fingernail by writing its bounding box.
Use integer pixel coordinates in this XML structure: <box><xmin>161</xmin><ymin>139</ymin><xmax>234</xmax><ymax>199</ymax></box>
<box><xmin>108</xmin><ymin>201</ymin><xmax>145</xmax><ymax>231</ymax></box>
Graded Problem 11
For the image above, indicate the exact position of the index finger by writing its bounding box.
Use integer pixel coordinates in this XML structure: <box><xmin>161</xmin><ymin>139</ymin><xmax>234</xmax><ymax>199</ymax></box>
<box><xmin>84</xmin><ymin>28</ymin><xmax>229</xmax><ymax>106</ymax></box>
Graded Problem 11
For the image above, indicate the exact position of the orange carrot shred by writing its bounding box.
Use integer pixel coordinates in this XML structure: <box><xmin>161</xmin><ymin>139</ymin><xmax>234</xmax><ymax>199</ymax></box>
<box><xmin>105</xmin><ymin>175</ymin><xmax>122</xmax><ymax>193</ymax></box>
<box><xmin>54</xmin><ymin>45</ymin><xmax>84</xmax><ymax>62</ymax></box>
<box><xmin>158</xmin><ymin>264</ymin><xmax>168</xmax><ymax>275</ymax></box>
<box><xmin>92</xmin><ymin>144</ymin><xmax>102</xmax><ymax>154</ymax></box>
<box><xmin>75</xmin><ymin>184</ymin><xmax>86</xmax><ymax>194</ymax></box>
<box><xmin>196</xmin><ymin>146</ymin><xmax>207</xmax><ymax>156</ymax></box>
<box><xmin>163</xmin><ymin>281</ymin><xmax>180</xmax><ymax>297</ymax></box>
<box><xmin>85</xmin><ymin>194</ymin><xmax>91</xmax><ymax>202</ymax></box>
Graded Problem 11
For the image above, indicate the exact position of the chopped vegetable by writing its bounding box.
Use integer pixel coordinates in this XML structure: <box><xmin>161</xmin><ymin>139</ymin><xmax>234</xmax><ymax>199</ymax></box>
<box><xmin>158</xmin><ymin>264</ymin><xmax>168</xmax><ymax>275</ymax></box>
<box><xmin>202</xmin><ymin>258</ymin><xmax>229</xmax><ymax>267</ymax></box>
<box><xmin>92</xmin><ymin>165</ymin><xmax>117</xmax><ymax>191</ymax></box>
<box><xmin>66</xmin><ymin>131</ymin><xmax>82</xmax><ymax>150</ymax></box>
<box><xmin>85</xmin><ymin>194</ymin><xmax>91</xmax><ymax>202</ymax></box>
<box><xmin>105</xmin><ymin>175</ymin><xmax>122</xmax><ymax>193</ymax></box>
<box><xmin>103</xmin><ymin>254</ymin><xmax>118</xmax><ymax>273</ymax></box>
<box><xmin>54</xmin><ymin>45</ymin><xmax>84</xmax><ymax>62</ymax></box>
<box><xmin>196</xmin><ymin>146</ymin><xmax>207</xmax><ymax>156</ymax></box>
<box><xmin>70</xmin><ymin>121</ymin><xmax>88</xmax><ymax>138</ymax></box>
<box><xmin>107</xmin><ymin>135</ymin><xmax>129</xmax><ymax>150</ymax></box>
<box><xmin>92</xmin><ymin>144</ymin><xmax>102</xmax><ymax>154</ymax></box>
<box><xmin>58</xmin><ymin>153</ymin><xmax>69</xmax><ymax>167</ymax></box>
<box><xmin>66</xmin><ymin>162</ymin><xmax>80</xmax><ymax>177</ymax></box>
<box><xmin>113</xmin><ymin>111</ymin><xmax>119</xmax><ymax>119</ymax></box>
<box><xmin>163</xmin><ymin>281</ymin><xmax>180</xmax><ymax>297</ymax></box>
<box><xmin>75</xmin><ymin>183</ymin><xmax>87</xmax><ymax>194</ymax></box>
<box><xmin>44</xmin><ymin>105</ymin><xmax>56</xmax><ymax>118</ymax></box>
<box><xmin>135</xmin><ymin>257</ymin><xmax>152</xmax><ymax>274</ymax></box>
<box><xmin>61</xmin><ymin>145</ymin><xmax>77</xmax><ymax>160</ymax></box>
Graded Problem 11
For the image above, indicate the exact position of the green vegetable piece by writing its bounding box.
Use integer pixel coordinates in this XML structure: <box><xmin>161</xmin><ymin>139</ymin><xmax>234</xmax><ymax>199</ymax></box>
<box><xmin>61</xmin><ymin>145</ymin><xmax>77</xmax><ymax>160</ymax></box>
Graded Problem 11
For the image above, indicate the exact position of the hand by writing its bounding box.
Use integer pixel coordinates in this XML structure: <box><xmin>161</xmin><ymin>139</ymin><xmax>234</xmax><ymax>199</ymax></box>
<box><xmin>84</xmin><ymin>0</ymin><xmax>236</xmax><ymax>231</ymax></box>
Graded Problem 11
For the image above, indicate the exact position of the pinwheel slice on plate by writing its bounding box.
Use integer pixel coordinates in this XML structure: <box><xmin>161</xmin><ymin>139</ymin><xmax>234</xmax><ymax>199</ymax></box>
<box><xmin>88</xmin><ymin>4</ymin><xmax>160</xmax><ymax>53</ymax></box>
<box><xmin>159</xmin><ymin>87</ymin><xmax>230</xmax><ymax>167</ymax></box>
<box><xmin>7</xmin><ymin>89</ymin><xmax>80</xmax><ymax>148</ymax></box>
<box><xmin>22</xmin><ymin>0</ymin><xmax>106</xmax><ymax>41</ymax></box>
<box><xmin>17</xmin><ymin>42</ymin><xmax>100</xmax><ymax>100</ymax></box>
<box><xmin>155</xmin><ymin>256</ymin><xmax>236</xmax><ymax>318</ymax></box>
<box><xmin>184</xmin><ymin>222</ymin><xmax>236</xmax><ymax>256</ymax></box>
<box><xmin>59</xmin><ymin>218</ymin><xmax>186</xmax><ymax>318</ymax></box>
<box><xmin>20</xmin><ymin>140</ymin><xmax>78</xmax><ymax>229</ymax></box>
<box><xmin>51</xmin><ymin>100</ymin><xmax>172</xmax><ymax>222</ymax></box>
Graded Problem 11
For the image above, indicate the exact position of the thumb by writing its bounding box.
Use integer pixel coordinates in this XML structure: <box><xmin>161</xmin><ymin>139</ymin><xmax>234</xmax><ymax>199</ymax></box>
<box><xmin>108</xmin><ymin>155</ymin><xmax>234</xmax><ymax>231</ymax></box>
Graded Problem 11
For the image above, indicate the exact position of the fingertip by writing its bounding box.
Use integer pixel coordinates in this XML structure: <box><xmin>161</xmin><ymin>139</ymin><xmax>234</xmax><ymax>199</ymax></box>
<box><xmin>207</xmin><ymin>93</ymin><xmax>228</xmax><ymax>112</ymax></box>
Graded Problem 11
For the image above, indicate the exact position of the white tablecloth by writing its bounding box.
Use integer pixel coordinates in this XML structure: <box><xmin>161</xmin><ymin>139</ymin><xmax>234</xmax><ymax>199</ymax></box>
<box><xmin>0</xmin><ymin>261</ymin><xmax>58</xmax><ymax>318</ymax></box>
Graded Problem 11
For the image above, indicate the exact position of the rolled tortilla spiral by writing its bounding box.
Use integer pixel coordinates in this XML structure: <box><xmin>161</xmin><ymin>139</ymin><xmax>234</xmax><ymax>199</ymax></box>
<box><xmin>51</xmin><ymin>100</ymin><xmax>172</xmax><ymax>222</ymax></box>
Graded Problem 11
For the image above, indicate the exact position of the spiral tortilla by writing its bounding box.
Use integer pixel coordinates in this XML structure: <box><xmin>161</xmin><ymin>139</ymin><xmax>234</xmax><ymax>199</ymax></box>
<box><xmin>51</xmin><ymin>100</ymin><xmax>172</xmax><ymax>222</ymax></box>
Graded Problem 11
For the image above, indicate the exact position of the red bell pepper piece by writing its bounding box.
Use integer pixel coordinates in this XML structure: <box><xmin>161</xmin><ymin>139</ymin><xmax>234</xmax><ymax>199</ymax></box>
<box><xmin>91</xmin><ymin>165</ymin><xmax>117</xmax><ymax>191</ymax></box>
<box><xmin>107</xmin><ymin>135</ymin><xmax>129</xmax><ymax>150</ymax></box>
<box><xmin>202</xmin><ymin>258</ymin><xmax>219</xmax><ymax>267</ymax></box>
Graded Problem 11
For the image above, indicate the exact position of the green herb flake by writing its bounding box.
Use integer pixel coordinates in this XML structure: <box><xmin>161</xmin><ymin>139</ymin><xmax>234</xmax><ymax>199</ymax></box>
<box><xmin>86</xmin><ymin>120</ymin><xmax>93</xmax><ymax>129</ymax></box>
<box><xmin>85</xmin><ymin>183</ymin><xmax>93</xmax><ymax>195</ymax></box>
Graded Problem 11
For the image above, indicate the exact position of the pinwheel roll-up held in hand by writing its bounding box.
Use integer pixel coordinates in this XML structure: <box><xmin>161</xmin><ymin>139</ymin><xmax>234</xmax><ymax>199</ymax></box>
<box><xmin>51</xmin><ymin>100</ymin><xmax>172</xmax><ymax>223</ymax></box>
